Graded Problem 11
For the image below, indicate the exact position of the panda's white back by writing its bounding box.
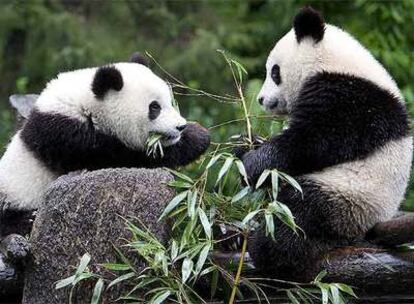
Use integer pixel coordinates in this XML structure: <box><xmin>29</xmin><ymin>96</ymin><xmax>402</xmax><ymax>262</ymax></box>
<box><xmin>0</xmin><ymin>133</ymin><xmax>57</xmax><ymax>210</ymax></box>
<box><xmin>305</xmin><ymin>136</ymin><xmax>413</xmax><ymax>228</ymax></box>
<box><xmin>0</xmin><ymin>68</ymin><xmax>97</xmax><ymax>210</ymax></box>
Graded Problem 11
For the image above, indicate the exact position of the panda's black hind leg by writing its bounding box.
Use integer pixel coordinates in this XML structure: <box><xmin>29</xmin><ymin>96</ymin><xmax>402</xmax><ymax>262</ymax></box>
<box><xmin>0</xmin><ymin>199</ymin><xmax>34</xmax><ymax>262</ymax></box>
<box><xmin>249</xmin><ymin>220</ymin><xmax>329</xmax><ymax>282</ymax></box>
<box><xmin>0</xmin><ymin>207</ymin><xmax>36</xmax><ymax>238</ymax></box>
<box><xmin>248</xmin><ymin>179</ymin><xmax>346</xmax><ymax>282</ymax></box>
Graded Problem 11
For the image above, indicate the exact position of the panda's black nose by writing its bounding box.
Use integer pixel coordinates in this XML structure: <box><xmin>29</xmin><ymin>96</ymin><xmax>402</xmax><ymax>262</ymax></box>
<box><xmin>176</xmin><ymin>124</ymin><xmax>187</xmax><ymax>132</ymax></box>
<box><xmin>258</xmin><ymin>97</ymin><xmax>264</xmax><ymax>105</ymax></box>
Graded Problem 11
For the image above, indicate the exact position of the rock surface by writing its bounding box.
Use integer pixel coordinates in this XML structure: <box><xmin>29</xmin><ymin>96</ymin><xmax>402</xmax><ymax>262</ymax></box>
<box><xmin>22</xmin><ymin>168</ymin><xmax>174</xmax><ymax>304</ymax></box>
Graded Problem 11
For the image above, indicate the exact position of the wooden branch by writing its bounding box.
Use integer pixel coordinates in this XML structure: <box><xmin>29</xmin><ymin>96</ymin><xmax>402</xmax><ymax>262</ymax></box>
<box><xmin>325</xmin><ymin>247</ymin><xmax>414</xmax><ymax>295</ymax></box>
<box><xmin>366</xmin><ymin>212</ymin><xmax>414</xmax><ymax>246</ymax></box>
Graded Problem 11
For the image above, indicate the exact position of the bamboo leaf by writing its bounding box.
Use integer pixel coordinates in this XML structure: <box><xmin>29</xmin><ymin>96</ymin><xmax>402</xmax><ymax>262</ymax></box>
<box><xmin>200</xmin><ymin>265</ymin><xmax>217</xmax><ymax>277</ymax></box>
<box><xmin>286</xmin><ymin>290</ymin><xmax>300</xmax><ymax>304</ymax></box>
<box><xmin>101</xmin><ymin>263</ymin><xmax>130</xmax><ymax>271</ymax></box>
<box><xmin>91</xmin><ymin>278</ymin><xmax>104</xmax><ymax>304</ymax></box>
<box><xmin>76</xmin><ymin>253</ymin><xmax>91</xmax><ymax>277</ymax></box>
<box><xmin>159</xmin><ymin>191</ymin><xmax>188</xmax><ymax>220</ymax></box>
<box><xmin>330</xmin><ymin>285</ymin><xmax>344</xmax><ymax>304</ymax></box>
<box><xmin>216</xmin><ymin>157</ymin><xmax>234</xmax><ymax>185</ymax></box>
<box><xmin>235</xmin><ymin>160</ymin><xmax>249</xmax><ymax>186</ymax></box>
<box><xmin>206</xmin><ymin>154</ymin><xmax>221</xmax><ymax>169</ymax></box>
<box><xmin>166</xmin><ymin>169</ymin><xmax>193</xmax><ymax>183</ymax></box>
<box><xmin>171</xmin><ymin>239</ymin><xmax>179</xmax><ymax>261</ymax></box>
<box><xmin>321</xmin><ymin>285</ymin><xmax>329</xmax><ymax>304</ymax></box>
<box><xmin>265</xmin><ymin>212</ymin><xmax>274</xmax><ymax>238</ymax></box>
<box><xmin>187</xmin><ymin>190</ymin><xmax>198</xmax><ymax>218</ymax></box>
<box><xmin>279</xmin><ymin>172</ymin><xmax>303</xmax><ymax>195</ymax></box>
<box><xmin>231</xmin><ymin>186</ymin><xmax>250</xmax><ymax>203</ymax></box>
<box><xmin>198</xmin><ymin>207</ymin><xmax>212</xmax><ymax>239</ymax></box>
<box><xmin>107</xmin><ymin>272</ymin><xmax>135</xmax><ymax>289</ymax></box>
<box><xmin>271</xmin><ymin>170</ymin><xmax>279</xmax><ymax>200</ymax></box>
<box><xmin>151</xmin><ymin>290</ymin><xmax>171</xmax><ymax>304</ymax></box>
<box><xmin>256</xmin><ymin>169</ymin><xmax>270</xmax><ymax>189</ymax></box>
<box><xmin>55</xmin><ymin>275</ymin><xmax>75</xmax><ymax>290</ymax></box>
<box><xmin>182</xmin><ymin>258</ymin><xmax>194</xmax><ymax>283</ymax></box>
<box><xmin>335</xmin><ymin>283</ymin><xmax>357</xmax><ymax>298</ymax></box>
<box><xmin>73</xmin><ymin>272</ymin><xmax>95</xmax><ymax>285</ymax></box>
<box><xmin>195</xmin><ymin>243</ymin><xmax>211</xmax><ymax>274</ymax></box>
<box><xmin>274</xmin><ymin>201</ymin><xmax>297</xmax><ymax>232</ymax></box>
<box><xmin>314</xmin><ymin>270</ymin><xmax>327</xmax><ymax>283</ymax></box>
<box><xmin>168</xmin><ymin>180</ymin><xmax>192</xmax><ymax>189</ymax></box>
<box><xmin>242</xmin><ymin>209</ymin><xmax>261</xmax><ymax>227</ymax></box>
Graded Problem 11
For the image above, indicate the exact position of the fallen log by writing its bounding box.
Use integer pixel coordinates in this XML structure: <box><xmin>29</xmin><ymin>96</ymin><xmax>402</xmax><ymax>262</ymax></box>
<box><xmin>366</xmin><ymin>212</ymin><xmax>414</xmax><ymax>246</ymax></box>
<box><xmin>326</xmin><ymin>247</ymin><xmax>414</xmax><ymax>295</ymax></box>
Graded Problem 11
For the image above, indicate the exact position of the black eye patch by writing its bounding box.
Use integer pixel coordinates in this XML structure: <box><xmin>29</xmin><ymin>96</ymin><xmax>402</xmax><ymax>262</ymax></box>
<box><xmin>271</xmin><ymin>64</ymin><xmax>281</xmax><ymax>85</ymax></box>
<box><xmin>149</xmin><ymin>101</ymin><xmax>161</xmax><ymax>120</ymax></box>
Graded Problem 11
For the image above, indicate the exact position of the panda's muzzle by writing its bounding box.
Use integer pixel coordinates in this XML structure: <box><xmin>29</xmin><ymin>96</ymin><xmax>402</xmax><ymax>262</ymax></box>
<box><xmin>162</xmin><ymin>124</ymin><xmax>187</xmax><ymax>140</ymax></box>
<box><xmin>269</xmin><ymin>100</ymin><xmax>279</xmax><ymax>109</ymax></box>
<box><xmin>176</xmin><ymin>124</ymin><xmax>187</xmax><ymax>132</ymax></box>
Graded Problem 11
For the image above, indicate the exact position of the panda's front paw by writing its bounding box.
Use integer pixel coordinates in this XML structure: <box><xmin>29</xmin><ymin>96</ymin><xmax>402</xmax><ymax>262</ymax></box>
<box><xmin>182</xmin><ymin>123</ymin><xmax>211</xmax><ymax>154</ymax></box>
<box><xmin>0</xmin><ymin>234</ymin><xmax>30</xmax><ymax>262</ymax></box>
<box><xmin>232</xmin><ymin>134</ymin><xmax>265</xmax><ymax>159</ymax></box>
<box><xmin>242</xmin><ymin>150</ymin><xmax>264</xmax><ymax>187</ymax></box>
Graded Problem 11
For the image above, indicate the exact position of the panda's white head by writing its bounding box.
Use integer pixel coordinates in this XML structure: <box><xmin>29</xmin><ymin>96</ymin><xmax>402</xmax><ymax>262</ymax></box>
<box><xmin>257</xmin><ymin>7</ymin><xmax>401</xmax><ymax>114</ymax></box>
<box><xmin>36</xmin><ymin>54</ymin><xmax>187</xmax><ymax>149</ymax></box>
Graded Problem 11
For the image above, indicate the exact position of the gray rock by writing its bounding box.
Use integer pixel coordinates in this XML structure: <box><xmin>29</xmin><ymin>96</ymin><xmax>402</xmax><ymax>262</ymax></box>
<box><xmin>22</xmin><ymin>168</ymin><xmax>175</xmax><ymax>304</ymax></box>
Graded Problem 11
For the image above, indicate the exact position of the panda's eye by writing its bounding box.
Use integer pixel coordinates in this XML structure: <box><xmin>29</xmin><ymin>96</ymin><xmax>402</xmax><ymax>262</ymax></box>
<box><xmin>149</xmin><ymin>101</ymin><xmax>161</xmax><ymax>120</ymax></box>
<box><xmin>271</xmin><ymin>64</ymin><xmax>281</xmax><ymax>85</ymax></box>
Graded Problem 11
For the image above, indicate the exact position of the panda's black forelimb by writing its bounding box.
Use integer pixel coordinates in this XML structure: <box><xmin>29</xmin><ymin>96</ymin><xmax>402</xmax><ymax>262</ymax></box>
<box><xmin>20</xmin><ymin>110</ymin><xmax>210</xmax><ymax>174</ymax></box>
<box><xmin>160</xmin><ymin>123</ymin><xmax>210</xmax><ymax>168</ymax></box>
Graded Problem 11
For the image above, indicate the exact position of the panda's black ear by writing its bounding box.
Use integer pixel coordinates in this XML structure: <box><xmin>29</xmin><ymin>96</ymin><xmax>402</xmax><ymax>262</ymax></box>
<box><xmin>92</xmin><ymin>66</ymin><xmax>124</xmax><ymax>99</ymax></box>
<box><xmin>293</xmin><ymin>6</ymin><xmax>325</xmax><ymax>43</ymax></box>
<box><xmin>129</xmin><ymin>52</ymin><xmax>149</xmax><ymax>67</ymax></box>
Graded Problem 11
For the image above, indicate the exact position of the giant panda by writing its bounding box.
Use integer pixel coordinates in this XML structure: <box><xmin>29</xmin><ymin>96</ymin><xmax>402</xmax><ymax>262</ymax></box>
<box><xmin>0</xmin><ymin>54</ymin><xmax>210</xmax><ymax>236</ymax></box>
<box><xmin>241</xmin><ymin>7</ymin><xmax>413</xmax><ymax>281</ymax></box>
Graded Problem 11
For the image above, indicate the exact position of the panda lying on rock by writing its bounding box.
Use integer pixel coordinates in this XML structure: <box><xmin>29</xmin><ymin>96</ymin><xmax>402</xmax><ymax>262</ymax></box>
<box><xmin>0</xmin><ymin>53</ymin><xmax>210</xmax><ymax>237</ymax></box>
<box><xmin>240</xmin><ymin>7</ymin><xmax>413</xmax><ymax>281</ymax></box>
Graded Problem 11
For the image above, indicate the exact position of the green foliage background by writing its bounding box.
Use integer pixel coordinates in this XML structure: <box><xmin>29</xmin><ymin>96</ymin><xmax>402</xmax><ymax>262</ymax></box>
<box><xmin>0</xmin><ymin>0</ymin><xmax>413</xmax><ymax>209</ymax></box>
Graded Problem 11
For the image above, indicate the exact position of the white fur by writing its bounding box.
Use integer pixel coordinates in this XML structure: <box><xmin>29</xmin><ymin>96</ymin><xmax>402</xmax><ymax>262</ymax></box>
<box><xmin>0</xmin><ymin>133</ymin><xmax>57</xmax><ymax>210</ymax></box>
<box><xmin>305</xmin><ymin>136</ymin><xmax>413</xmax><ymax>229</ymax></box>
<box><xmin>0</xmin><ymin>63</ymin><xmax>185</xmax><ymax>210</ymax></box>
<box><xmin>258</xmin><ymin>25</ymin><xmax>402</xmax><ymax>113</ymax></box>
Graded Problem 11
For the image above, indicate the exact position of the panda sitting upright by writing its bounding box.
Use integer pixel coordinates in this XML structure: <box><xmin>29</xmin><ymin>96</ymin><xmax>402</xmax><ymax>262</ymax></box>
<box><xmin>0</xmin><ymin>54</ymin><xmax>210</xmax><ymax>236</ymax></box>
<box><xmin>241</xmin><ymin>7</ymin><xmax>412</xmax><ymax>281</ymax></box>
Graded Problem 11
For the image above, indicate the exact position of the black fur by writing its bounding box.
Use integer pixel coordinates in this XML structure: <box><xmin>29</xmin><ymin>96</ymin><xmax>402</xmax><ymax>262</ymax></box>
<box><xmin>20</xmin><ymin>109</ymin><xmax>210</xmax><ymax>175</ymax></box>
<box><xmin>293</xmin><ymin>6</ymin><xmax>325</xmax><ymax>43</ymax></box>
<box><xmin>0</xmin><ymin>207</ymin><xmax>35</xmax><ymax>237</ymax></box>
<box><xmin>148</xmin><ymin>101</ymin><xmax>161</xmax><ymax>120</ymax></box>
<box><xmin>242</xmin><ymin>72</ymin><xmax>410</xmax><ymax>185</ymax></box>
<box><xmin>130</xmin><ymin>52</ymin><xmax>149</xmax><ymax>67</ymax></box>
<box><xmin>249</xmin><ymin>178</ymin><xmax>365</xmax><ymax>281</ymax></box>
<box><xmin>91</xmin><ymin>66</ymin><xmax>124</xmax><ymax>99</ymax></box>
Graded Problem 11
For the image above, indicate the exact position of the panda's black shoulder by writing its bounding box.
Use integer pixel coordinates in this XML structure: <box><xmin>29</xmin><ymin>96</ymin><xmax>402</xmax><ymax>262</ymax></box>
<box><xmin>291</xmin><ymin>71</ymin><xmax>410</xmax><ymax>137</ymax></box>
<box><xmin>297</xmin><ymin>71</ymin><xmax>402</xmax><ymax>110</ymax></box>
